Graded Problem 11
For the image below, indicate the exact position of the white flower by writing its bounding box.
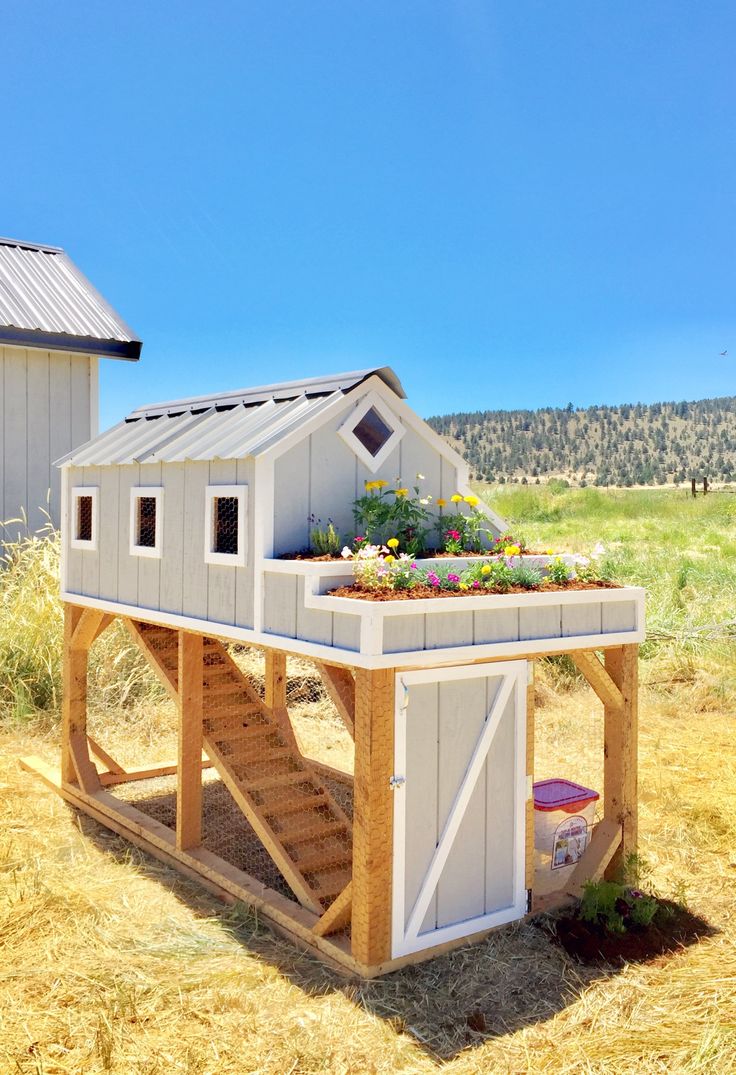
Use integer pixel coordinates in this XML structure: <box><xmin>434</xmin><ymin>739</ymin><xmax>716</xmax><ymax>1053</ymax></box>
<box><xmin>416</xmin><ymin>472</ymin><xmax>425</xmax><ymax>480</ymax></box>
<box><xmin>341</xmin><ymin>546</ymin><xmax>354</xmax><ymax>559</ymax></box>
<box><xmin>571</xmin><ymin>554</ymin><xmax>590</xmax><ymax>567</ymax></box>
<box><xmin>592</xmin><ymin>542</ymin><xmax>606</xmax><ymax>559</ymax></box>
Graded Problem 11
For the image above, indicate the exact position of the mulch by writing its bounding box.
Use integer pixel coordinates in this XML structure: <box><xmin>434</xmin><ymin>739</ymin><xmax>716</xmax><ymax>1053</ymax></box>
<box><xmin>552</xmin><ymin>901</ymin><xmax>716</xmax><ymax>967</ymax></box>
<box><xmin>327</xmin><ymin>579</ymin><xmax>620</xmax><ymax>601</ymax></box>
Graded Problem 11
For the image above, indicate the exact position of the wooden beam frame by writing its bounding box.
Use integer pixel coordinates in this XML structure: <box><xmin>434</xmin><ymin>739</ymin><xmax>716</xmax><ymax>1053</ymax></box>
<box><xmin>603</xmin><ymin>645</ymin><xmax>638</xmax><ymax>879</ymax></box>
<box><xmin>315</xmin><ymin>662</ymin><xmax>355</xmax><ymax>738</ymax></box>
<box><xmin>351</xmin><ymin>667</ymin><xmax>394</xmax><ymax>966</ymax></box>
<box><xmin>571</xmin><ymin>650</ymin><xmax>624</xmax><ymax>712</ymax></box>
<box><xmin>313</xmin><ymin>881</ymin><xmax>352</xmax><ymax>937</ymax></box>
<box><xmin>177</xmin><ymin>631</ymin><xmax>204</xmax><ymax>850</ymax></box>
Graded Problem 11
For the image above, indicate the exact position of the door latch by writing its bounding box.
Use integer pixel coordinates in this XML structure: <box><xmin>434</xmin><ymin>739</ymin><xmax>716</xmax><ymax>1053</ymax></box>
<box><xmin>389</xmin><ymin>775</ymin><xmax>406</xmax><ymax>790</ymax></box>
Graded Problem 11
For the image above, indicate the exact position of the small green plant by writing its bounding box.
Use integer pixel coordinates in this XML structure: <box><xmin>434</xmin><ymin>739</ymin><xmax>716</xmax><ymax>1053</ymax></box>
<box><xmin>579</xmin><ymin>877</ymin><xmax>661</xmax><ymax>935</ymax></box>
<box><xmin>509</xmin><ymin>564</ymin><xmax>543</xmax><ymax>589</ymax></box>
<box><xmin>353</xmin><ymin>477</ymin><xmax>431</xmax><ymax>552</ymax></box>
<box><xmin>308</xmin><ymin>516</ymin><xmax>341</xmax><ymax>556</ymax></box>
<box><xmin>546</xmin><ymin>556</ymin><xmax>572</xmax><ymax>584</ymax></box>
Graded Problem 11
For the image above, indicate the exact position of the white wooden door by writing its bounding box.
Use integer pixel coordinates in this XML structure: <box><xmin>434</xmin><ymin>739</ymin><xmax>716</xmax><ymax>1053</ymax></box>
<box><xmin>391</xmin><ymin>660</ymin><xmax>528</xmax><ymax>959</ymax></box>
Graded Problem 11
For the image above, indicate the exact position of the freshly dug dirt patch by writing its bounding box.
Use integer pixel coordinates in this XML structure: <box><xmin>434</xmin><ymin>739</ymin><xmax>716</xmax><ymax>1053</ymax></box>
<box><xmin>553</xmin><ymin>901</ymin><xmax>716</xmax><ymax>967</ymax></box>
<box><xmin>327</xmin><ymin>579</ymin><xmax>620</xmax><ymax>600</ymax></box>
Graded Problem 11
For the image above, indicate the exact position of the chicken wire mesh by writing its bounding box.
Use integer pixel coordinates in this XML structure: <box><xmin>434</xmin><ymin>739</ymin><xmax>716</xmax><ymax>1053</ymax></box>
<box><xmin>88</xmin><ymin>626</ymin><xmax>354</xmax><ymax>915</ymax></box>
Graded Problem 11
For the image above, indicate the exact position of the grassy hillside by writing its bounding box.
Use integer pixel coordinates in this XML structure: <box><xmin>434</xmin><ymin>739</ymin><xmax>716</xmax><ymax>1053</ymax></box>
<box><xmin>428</xmin><ymin>395</ymin><xmax>736</xmax><ymax>487</ymax></box>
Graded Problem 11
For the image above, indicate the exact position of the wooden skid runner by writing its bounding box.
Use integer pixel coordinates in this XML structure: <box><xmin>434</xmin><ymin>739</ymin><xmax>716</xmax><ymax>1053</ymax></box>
<box><xmin>128</xmin><ymin>622</ymin><xmax>353</xmax><ymax>916</ymax></box>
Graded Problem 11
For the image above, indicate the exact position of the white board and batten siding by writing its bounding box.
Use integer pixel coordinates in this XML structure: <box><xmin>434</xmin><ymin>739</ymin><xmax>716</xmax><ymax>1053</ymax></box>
<box><xmin>272</xmin><ymin>407</ymin><xmax>467</xmax><ymax>556</ymax></box>
<box><xmin>63</xmin><ymin>459</ymin><xmax>256</xmax><ymax>629</ymax></box>
<box><xmin>392</xmin><ymin>661</ymin><xmax>528</xmax><ymax>958</ymax></box>
<box><xmin>1</xmin><ymin>346</ymin><xmax>95</xmax><ymax>535</ymax></box>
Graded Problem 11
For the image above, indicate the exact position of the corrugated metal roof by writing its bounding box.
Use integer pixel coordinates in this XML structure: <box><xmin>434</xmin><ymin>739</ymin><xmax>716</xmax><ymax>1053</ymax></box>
<box><xmin>58</xmin><ymin>392</ymin><xmax>346</xmax><ymax>466</ymax></box>
<box><xmin>128</xmin><ymin>366</ymin><xmax>405</xmax><ymax>417</ymax></box>
<box><xmin>58</xmin><ymin>367</ymin><xmax>405</xmax><ymax>467</ymax></box>
<box><xmin>0</xmin><ymin>237</ymin><xmax>142</xmax><ymax>360</ymax></box>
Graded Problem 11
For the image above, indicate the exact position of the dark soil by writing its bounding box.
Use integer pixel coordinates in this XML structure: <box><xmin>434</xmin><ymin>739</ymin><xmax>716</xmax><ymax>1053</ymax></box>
<box><xmin>326</xmin><ymin>579</ymin><xmax>620</xmax><ymax>601</ymax></box>
<box><xmin>553</xmin><ymin>901</ymin><xmax>716</xmax><ymax>967</ymax></box>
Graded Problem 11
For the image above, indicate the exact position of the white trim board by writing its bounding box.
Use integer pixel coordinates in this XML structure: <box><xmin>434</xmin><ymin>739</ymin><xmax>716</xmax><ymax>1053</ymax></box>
<box><xmin>336</xmin><ymin>389</ymin><xmax>406</xmax><ymax>472</ymax></box>
<box><xmin>60</xmin><ymin>590</ymin><xmax>645</xmax><ymax>671</ymax></box>
<box><xmin>69</xmin><ymin>486</ymin><xmax>99</xmax><ymax>551</ymax></box>
<box><xmin>204</xmin><ymin>484</ymin><xmax>248</xmax><ymax>567</ymax></box>
<box><xmin>129</xmin><ymin>486</ymin><xmax>164</xmax><ymax>559</ymax></box>
<box><xmin>391</xmin><ymin>660</ymin><xmax>528</xmax><ymax>958</ymax></box>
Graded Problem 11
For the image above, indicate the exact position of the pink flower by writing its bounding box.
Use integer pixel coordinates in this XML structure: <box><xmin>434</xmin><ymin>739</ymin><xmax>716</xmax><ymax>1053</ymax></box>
<box><xmin>472</xmin><ymin>579</ymin><xmax>480</xmax><ymax>588</ymax></box>
<box><xmin>448</xmin><ymin>573</ymin><xmax>460</xmax><ymax>583</ymax></box>
<box><xmin>427</xmin><ymin>572</ymin><xmax>440</xmax><ymax>587</ymax></box>
<box><xmin>446</xmin><ymin>529</ymin><xmax>461</xmax><ymax>541</ymax></box>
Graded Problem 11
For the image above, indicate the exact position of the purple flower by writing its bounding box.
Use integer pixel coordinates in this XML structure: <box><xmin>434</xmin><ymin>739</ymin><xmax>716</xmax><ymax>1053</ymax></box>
<box><xmin>472</xmin><ymin>579</ymin><xmax>480</xmax><ymax>588</ymax></box>
<box><xmin>410</xmin><ymin>563</ymin><xmax>418</xmax><ymax>570</ymax></box>
<box><xmin>448</xmin><ymin>573</ymin><xmax>460</xmax><ymax>583</ymax></box>
<box><xmin>427</xmin><ymin>572</ymin><xmax>440</xmax><ymax>587</ymax></box>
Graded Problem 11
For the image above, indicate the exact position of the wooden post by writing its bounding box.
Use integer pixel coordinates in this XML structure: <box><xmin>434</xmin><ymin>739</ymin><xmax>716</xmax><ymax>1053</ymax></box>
<box><xmin>351</xmin><ymin>667</ymin><xmax>395</xmax><ymax>968</ymax></box>
<box><xmin>264</xmin><ymin>649</ymin><xmax>287</xmax><ymax>711</ymax></box>
<box><xmin>691</xmin><ymin>477</ymin><xmax>697</xmax><ymax>498</ymax></box>
<box><xmin>177</xmin><ymin>631</ymin><xmax>203</xmax><ymax>850</ymax></box>
<box><xmin>703</xmin><ymin>476</ymin><xmax>709</xmax><ymax>495</ymax></box>
<box><xmin>603</xmin><ymin>644</ymin><xmax>638</xmax><ymax>880</ymax></box>
<box><xmin>61</xmin><ymin>604</ymin><xmax>85</xmax><ymax>785</ymax></box>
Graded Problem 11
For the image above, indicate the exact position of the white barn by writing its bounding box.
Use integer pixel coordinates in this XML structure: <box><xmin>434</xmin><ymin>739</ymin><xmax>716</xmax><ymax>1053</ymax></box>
<box><xmin>0</xmin><ymin>236</ymin><xmax>141</xmax><ymax>535</ymax></box>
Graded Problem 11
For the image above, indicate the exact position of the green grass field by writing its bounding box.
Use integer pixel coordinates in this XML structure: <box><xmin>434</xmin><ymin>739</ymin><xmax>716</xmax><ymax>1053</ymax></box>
<box><xmin>478</xmin><ymin>484</ymin><xmax>736</xmax><ymax>703</ymax></box>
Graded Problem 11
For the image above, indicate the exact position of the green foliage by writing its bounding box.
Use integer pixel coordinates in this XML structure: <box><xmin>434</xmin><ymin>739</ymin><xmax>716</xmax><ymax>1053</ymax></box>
<box><xmin>580</xmin><ymin>878</ymin><xmax>661</xmax><ymax>935</ymax></box>
<box><xmin>509</xmin><ymin>563</ymin><xmax>543</xmax><ymax>589</ymax></box>
<box><xmin>0</xmin><ymin>528</ymin><xmax>166</xmax><ymax>725</ymax></box>
<box><xmin>352</xmin><ymin>480</ymin><xmax>432</xmax><ymax>554</ymax></box>
<box><xmin>545</xmin><ymin>556</ymin><xmax>572</xmax><ymax>584</ymax></box>
<box><xmin>308</xmin><ymin>516</ymin><xmax>341</xmax><ymax>556</ymax></box>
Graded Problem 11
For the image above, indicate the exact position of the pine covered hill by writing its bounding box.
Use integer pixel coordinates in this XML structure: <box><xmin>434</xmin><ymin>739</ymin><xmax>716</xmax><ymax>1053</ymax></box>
<box><xmin>426</xmin><ymin>396</ymin><xmax>736</xmax><ymax>487</ymax></box>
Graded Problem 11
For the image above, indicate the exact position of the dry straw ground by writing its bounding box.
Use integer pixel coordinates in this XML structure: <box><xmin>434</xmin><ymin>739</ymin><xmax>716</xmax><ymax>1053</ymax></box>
<box><xmin>2</xmin><ymin>677</ymin><xmax>735</xmax><ymax>1075</ymax></box>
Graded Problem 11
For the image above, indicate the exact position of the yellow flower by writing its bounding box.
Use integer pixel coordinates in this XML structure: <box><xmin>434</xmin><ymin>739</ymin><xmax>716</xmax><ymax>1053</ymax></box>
<box><xmin>546</xmin><ymin>548</ymin><xmax>555</xmax><ymax>555</ymax></box>
<box><xmin>364</xmin><ymin>479</ymin><xmax>375</xmax><ymax>490</ymax></box>
<box><xmin>464</xmin><ymin>495</ymin><xmax>479</xmax><ymax>507</ymax></box>
<box><xmin>459</xmin><ymin>583</ymin><xmax>469</xmax><ymax>590</ymax></box>
<box><xmin>504</xmin><ymin>544</ymin><xmax>521</xmax><ymax>556</ymax></box>
<box><xmin>375</xmin><ymin>479</ymin><xmax>388</xmax><ymax>488</ymax></box>
<box><xmin>394</xmin><ymin>488</ymin><xmax>409</xmax><ymax>497</ymax></box>
<box><xmin>481</xmin><ymin>564</ymin><xmax>491</xmax><ymax>575</ymax></box>
<box><xmin>387</xmin><ymin>537</ymin><xmax>399</xmax><ymax>549</ymax></box>
<box><xmin>436</xmin><ymin>498</ymin><xmax>447</xmax><ymax>508</ymax></box>
<box><xmin>384</xmin><ymin>554</ymin><xmax>395</xmax><ymax>563</ymax></box>
<box><xmin>451</xmin><ymin>493</ymin><xmax>463</xmax><ymax>503</ymax></box>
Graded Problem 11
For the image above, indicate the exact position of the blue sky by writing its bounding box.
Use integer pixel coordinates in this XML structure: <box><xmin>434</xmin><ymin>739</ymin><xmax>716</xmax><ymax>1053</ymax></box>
<box><xmin>3</xmin><ymin>2</ymin><xmax>735</xmax><ymax>428</ymax></box>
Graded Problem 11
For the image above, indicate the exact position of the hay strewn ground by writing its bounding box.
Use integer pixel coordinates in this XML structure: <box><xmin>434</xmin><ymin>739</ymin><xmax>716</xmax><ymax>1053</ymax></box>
<box><xmin>2</xmin><ymin>681</ymin><xmax>735</xmax><ymax>1074</ymax></box>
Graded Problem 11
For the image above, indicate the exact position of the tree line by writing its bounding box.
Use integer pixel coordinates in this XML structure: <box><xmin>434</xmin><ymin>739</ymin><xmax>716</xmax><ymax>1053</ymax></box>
<box><xmin>426</xmin><ymin>396</ymin><xmax>736</xmax><ymax>486</ymax></box>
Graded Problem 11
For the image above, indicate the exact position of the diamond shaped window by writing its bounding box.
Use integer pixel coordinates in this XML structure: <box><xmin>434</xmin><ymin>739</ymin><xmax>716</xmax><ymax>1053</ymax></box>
<box><xmin>352</xmin><ymin>406</ymin><xmax>394</xmax><ymax>457</ymax></box>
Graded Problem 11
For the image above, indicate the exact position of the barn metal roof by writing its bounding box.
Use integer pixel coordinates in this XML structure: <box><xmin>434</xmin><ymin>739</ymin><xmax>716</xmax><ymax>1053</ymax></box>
<box><xmin>0</xmin><ymin>237</ymin><xmax>142</xmax><ymax>360</ymax></box>
<box><xmin>57</xmin><ymin>367</ymin><xmax>405</xmax><ymax>466</ymax></box>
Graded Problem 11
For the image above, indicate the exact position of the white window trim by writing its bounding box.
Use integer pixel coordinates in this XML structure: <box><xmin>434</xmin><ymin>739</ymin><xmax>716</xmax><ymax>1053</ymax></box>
<box><xmin>204</xmin><ymin>484</ymin><xmax>248</xmax><ymax>567</ymax></box>
<box><xmin>129</xmin><ymin>487</ymin><xmax>164</xmax><ymax>559</ymax></box>
<box><xmin>337</xmin><ymin>390</ymin><xmax>405</xmax><ymax>472</ymax></box>
<box><xmin>70</xmin><ymin>486</ymin><xmax>99</xmax><ymax>551</ymax></box>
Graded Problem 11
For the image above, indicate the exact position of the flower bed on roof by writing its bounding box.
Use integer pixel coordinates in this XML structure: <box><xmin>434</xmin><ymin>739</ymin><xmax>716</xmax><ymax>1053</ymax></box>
<box><xmin>325</xmin><ymin>544</ymin><xmax>617</xmax><ymax>601</ymax></box>
<box><xmin>282</xmin><ymin>477</ymin><xmax>547</xmax><ymax>559</ymax></box>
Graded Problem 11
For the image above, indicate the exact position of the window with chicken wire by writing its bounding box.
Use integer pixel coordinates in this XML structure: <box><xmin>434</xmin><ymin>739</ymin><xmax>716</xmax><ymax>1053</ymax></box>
<box><xmin>338</xmin><ymin>391</ymin><xmax>405</xmax><ymax>471</ymax></box>
<box><xmin>70</xmin><ymin>486</ymin><xmax>99</xmax><ymax>550</ymax></box>
<box><xmin>130</xmin><ymin>487</ymin><xmax>163</xmax><ymax>558</ymax></box>
<box><xmin>204</xmin><ymin>485</ymin><xmax>247</xmax><ymax>566</ymax></box>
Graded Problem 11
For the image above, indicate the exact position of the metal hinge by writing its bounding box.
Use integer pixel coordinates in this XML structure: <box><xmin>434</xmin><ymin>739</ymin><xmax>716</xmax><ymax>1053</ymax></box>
<box><xmin>526</xmin><ymin>888</ymin><xmax>533</xmax><ymax>914</ymax></box>
<box><xmin>389</xmin><ymin>775</ymin><xmax>406</xmax><ymax>790</ymax></box>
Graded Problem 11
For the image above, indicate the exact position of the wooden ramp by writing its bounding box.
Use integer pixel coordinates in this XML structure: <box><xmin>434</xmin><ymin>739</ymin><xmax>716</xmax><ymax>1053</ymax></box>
<box><xmin>127</xmin><ymin>622</ymin><xmax>352</xmax><ymax>916</ymax></box>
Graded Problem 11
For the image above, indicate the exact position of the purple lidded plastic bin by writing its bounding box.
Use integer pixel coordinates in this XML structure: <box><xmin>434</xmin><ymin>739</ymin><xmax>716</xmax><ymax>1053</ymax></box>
<box><xmin>533</xmin><ymin>778</ymin><xmax>599</xmax><ymax>814</ymax></box>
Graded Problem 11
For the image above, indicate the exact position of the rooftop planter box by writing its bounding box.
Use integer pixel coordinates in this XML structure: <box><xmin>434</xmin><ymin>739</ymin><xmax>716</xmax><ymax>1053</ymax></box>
<box><xmin>261</xmin><ymin>557</ymin><xmax>645</xmax><ymax>665</ymax></box>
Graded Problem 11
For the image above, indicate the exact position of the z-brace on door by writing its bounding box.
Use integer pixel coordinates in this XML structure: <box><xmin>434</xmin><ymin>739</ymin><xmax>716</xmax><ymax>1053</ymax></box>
<box><xmin>392</xmin><ymin>661</ymin><xmax>528</xmax><ymax>959</ymax></box>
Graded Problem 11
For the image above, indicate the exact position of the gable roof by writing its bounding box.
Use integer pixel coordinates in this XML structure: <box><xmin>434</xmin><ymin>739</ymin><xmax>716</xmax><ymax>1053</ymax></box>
<box><xmin>57</xmin><ymin>367</ymin><xmax>407</xmax><ymax>466</ymax></box>
<box><xmin>0</xmin><ymin>237</ymin><xmax>142</xmax><ymax>360</ymax></box>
